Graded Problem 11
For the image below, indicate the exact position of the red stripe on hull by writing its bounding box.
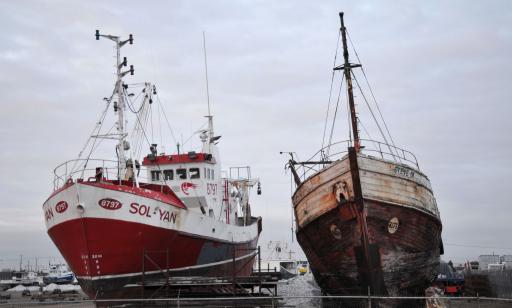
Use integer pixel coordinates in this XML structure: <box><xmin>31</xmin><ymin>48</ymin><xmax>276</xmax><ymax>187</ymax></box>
<box><xmin>48</xmin><ymin>218</ymin><xmax>258</xmax><ymax>298</ymax></box>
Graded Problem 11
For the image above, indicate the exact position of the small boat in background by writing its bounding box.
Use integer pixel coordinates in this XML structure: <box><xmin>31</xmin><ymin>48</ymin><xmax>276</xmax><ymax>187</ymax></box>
<box><xmin>11</xmin><ymin>271</ymin><xmax>41</xmax><ymax>286</ymax></box>
<box><xmin>43</xmin><ymin>264</ymin><xmax>75</xmax><ymax>285</ymax></box>
<box><xmin>297</xmin><ymin>261</ymin><xmax>309</xmax><ymax>275</ymax></box>
<box><xmin>257</xmin><ymin>241</ymin><xmax>299</xmax><ymax>280</ymax></box>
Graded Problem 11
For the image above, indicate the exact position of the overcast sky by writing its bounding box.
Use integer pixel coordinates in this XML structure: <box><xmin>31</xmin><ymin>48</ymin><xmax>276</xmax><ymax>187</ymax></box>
<box><xmin>1</xmin><ymin>0</ymin><xmax>511</xmax><ymax>270</ymax></box>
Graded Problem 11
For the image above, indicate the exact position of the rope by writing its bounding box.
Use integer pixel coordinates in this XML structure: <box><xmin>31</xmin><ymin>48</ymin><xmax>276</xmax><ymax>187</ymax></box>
<box><xmin>155</xmin><ymin>94</ymin><xmax>178</xmax><ymax>146</ymax></box>
<box><xmin>75</xmin><ymin>86</ymin><xmax>116</xmax><ymax>175</ymax></box>
<box><xmin>157</xmin><ymin>94</ymin><xmax>163</xmax><ymax>153</ymax></box>
<box><xmin>321</xmin><ymin>30</ymin><xmax>342</xmax><ymax>154</ymax></box>
<box><xmin>352</xmin><ymin>72</ymin><xmax>398</xmax><ymax>162</ymax></box>
<box><xmin>326</xmin><ymin>74</ymin><xmax>344</xmax><ymax>156</ymax></box>
<box><xmin>346</xmin><ymin>30</ymin><xmax>399</xmax><ymax>155</ymax></box>
<box><xmin>149</xmin><ymin>99</ymin><xmax>154</xmax><ymax>144</ymax></box>
<box><xmin>182</xmin><ymin>121</ymin><xmax>208</xmax><ymax>148</ymax></box>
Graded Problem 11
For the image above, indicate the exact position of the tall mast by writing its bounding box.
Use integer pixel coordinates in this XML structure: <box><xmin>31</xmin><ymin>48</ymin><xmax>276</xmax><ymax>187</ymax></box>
<box><xmin>95</xmin><ymin>30</ymin><xmax>134</xmax><ymax>178</ymax></box>
<box><xmin>202</xmin><ymin>31</ymin><xmax>214</xmax><ymax>153</ymax></box>
<box><xmin>335</xmin><ymin>12</ymin><xmax>361</xmax><ymax>151</ymax></box>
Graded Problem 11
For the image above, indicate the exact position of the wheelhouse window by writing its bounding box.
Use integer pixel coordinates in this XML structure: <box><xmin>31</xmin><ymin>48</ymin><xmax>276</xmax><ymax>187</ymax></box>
<box><xmin>151</xmin><ymin>170</ymin><xmax>161</xmax><ymax>181</ymax></box>
<box><xmin>176</xmin><ymin>168</ymin><xmax>187</xmax><ymax>179</ymax></box>
<box><xmin>211</xmin><ymin>169</ymin><xmax>214</xmax><ymax>179</ymax></box>
<box><xmin>163</xmin><ymin>169</ymin><xmax>174</xmax><ymax>180</ymax></box>
<box><xmin>189</xmin><ymin>168</ymin><xmax>200</xmax><ymax>179</ymax></box>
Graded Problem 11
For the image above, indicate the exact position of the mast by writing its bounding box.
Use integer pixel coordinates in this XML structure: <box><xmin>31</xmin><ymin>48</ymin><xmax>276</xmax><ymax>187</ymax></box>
<box><xmin>202</xmin><ymin>31</ymin><xmax>214</xmax><ymax>154</ymax></box>
<box><xmin>95</xmin><ymin>30</ymin><xmax>134</xmax><ymax>178</ymax></box>
<box><xmin>335</xmin><ymin>12</ymin><xmax>361</xmax><ymax>151</ymax></box>
<box><xmin>335</xmin><ymin>13</ymin><xmax>382</xmax><ymax>294</ymax></box>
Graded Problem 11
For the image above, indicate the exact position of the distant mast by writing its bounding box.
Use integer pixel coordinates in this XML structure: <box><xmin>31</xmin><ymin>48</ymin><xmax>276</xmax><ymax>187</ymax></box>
<box><xmin>95</xmin><ymin>30</ymin><xmax>134</xmax><ymax>178</ymax></box>
<box><xmin>335</xmin><ymin>12</ymin><xmax>361</xmax><ymax>151</ymax></box>
<box><xmin>202</xmin><ymin>31</ymin><xmax>214</xmax><ymax>154</ymax></box>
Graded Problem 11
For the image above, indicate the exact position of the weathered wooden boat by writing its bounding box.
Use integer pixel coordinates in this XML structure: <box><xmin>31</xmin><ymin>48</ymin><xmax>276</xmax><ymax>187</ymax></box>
<box><xmin>285</xmin><ymin>12</ymin><xmax>443</xmax><ymax>302</ymax></box>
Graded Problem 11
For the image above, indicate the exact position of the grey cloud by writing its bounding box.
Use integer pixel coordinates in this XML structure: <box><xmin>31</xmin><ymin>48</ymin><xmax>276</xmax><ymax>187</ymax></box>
<box><xmin>1</xmin><ymin>0</ymin><xmax>511</xmax><ymax>268</ymax></box>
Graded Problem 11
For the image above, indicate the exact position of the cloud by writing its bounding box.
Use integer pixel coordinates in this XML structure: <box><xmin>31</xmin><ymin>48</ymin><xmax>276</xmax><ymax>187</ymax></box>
<box><xmin>0</xmin><ymin>0</ymin><xmax>511</xmax><ymax>269</ymax></box>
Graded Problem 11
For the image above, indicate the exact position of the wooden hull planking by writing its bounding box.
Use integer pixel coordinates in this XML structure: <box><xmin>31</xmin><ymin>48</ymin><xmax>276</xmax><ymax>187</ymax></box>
<box><xmin>292</xmin><ymin>154</ymin><xmax>442</xmax><ymax>296</ymax></box>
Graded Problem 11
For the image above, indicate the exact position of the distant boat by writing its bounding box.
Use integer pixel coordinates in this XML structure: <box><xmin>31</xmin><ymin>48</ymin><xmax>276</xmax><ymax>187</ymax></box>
<box><xmin>257</xmin><ymin>241</ymin><xmax>299</xmax><ymax>280</ymax></box>
<box><xmin>285</xmin><ymin>12</ymin><xmax>443</xmax><ymax>299</ymax></box>
<box><xmin>11</xmin><ymin>271</ymin><xmax>40</xmax><ymax>286</ymax></box>
<box><xmin>297</xmin><ymin>261</ymin><xmax>308</xmax><ymax>275</ymax></box>
<box><xmin>43</xmin><ymin>264</ymin><xmax>75</xmax><ymax>285</ymax></box>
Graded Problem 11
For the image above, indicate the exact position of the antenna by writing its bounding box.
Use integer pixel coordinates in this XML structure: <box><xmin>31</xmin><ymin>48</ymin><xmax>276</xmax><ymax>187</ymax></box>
<box><xmin>95</xmin><ymin>29</ymin><xmax>135</xmax><ymax>179</ymax></box>
<box><xmin>203</xmin><ymin>31</ymin><xmax>211</xmax><ymax>117</ymax></box>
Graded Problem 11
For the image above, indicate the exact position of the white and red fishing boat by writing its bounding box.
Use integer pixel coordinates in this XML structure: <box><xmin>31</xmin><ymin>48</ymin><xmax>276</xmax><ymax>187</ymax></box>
<box><xmin>42</xmin><ymin>31</ymin><xmax>262</xmax><ymax>298</ymax></box>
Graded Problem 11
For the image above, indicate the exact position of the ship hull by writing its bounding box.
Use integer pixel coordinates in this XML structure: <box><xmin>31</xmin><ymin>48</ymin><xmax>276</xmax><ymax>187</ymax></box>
<box><xmin>296</xmin><ymin>199</ymin><xmax>441</xmax><ymax>295</ymax></box>
<box><xmin>43</xmin><ymin>181</ymin><xmax>261</xmax><ymax>298</ymax></box>
<box><xmin>292</xmin><ymin>152</ymin><xmax>442</xmax><ymax>299</ymax></box>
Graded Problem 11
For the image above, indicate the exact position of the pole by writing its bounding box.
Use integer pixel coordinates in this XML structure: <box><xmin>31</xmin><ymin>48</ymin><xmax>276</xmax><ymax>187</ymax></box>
<box><xmin>339</xmin><ymin>12</ymin><xmax>360</xmax><ymax>151</ymax></box>
<box><xmin>166</xmin><ymin>248</ymin><xmax>169</xmax><ymax>303</ymax></box>
<box><xmin>258</xmin><ymin>246</ymin><xmax>261</xmax><ymax>274</ymax></box>
<box><xmin>141</xmin><ymin>249</ymin><xmax>145</xmax><ymax>300</ymax></box>
<box><xmin>115</xmin><ymin>38</ymin><xmax>127</xmax><ymax>180</ymax></box>
<box><xmin>232</xmin><ymin>244</ymin><xmax>236</xmax><ymax>296</ymax></box>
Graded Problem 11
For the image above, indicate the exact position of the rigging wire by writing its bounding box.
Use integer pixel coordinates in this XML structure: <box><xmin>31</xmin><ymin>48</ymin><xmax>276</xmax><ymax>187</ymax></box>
<box><xmin>321</xmin><ymin>30</ymin><xmax>342</xmax><ymax>156</ymax></box>
<box><xmin>155</xmin><ymin>94</ymin><xmax>178</xmax><ymax>146</ymax></box>
<box><xmin>346</xmin><ymin>84</ymin><xmax>352</xmax><ymax>145</ymax></box>
<box><xmin>358</xmin><ymin>118</ymin><xmax>373</xmax><ymax>141</ymax></box>
<box><xmin>358</xmin><ymin>118</ymin><xmax>381</xmax><ymax>156</ymax></box>
<box><xmin>126</xmin><ymin>90</ymin><xmax>145</xmax><ymax>114</ymax></box>
<box><xmin>157</xmin><ymin>95</ymin><xmax>163</xmax><ymax>153</ymax></box>
<box><xmin>127</xmin><ymin>85</ymin><xmax>152</xmax><ymax>159</ymax></box>
<box><xmin>125</xmin><ymin>92</ymin><xmax>171</xmax><ymax>187</ymax></box>
<box><xmin>290</xmin><ymin>171</ymin><xmax>294</xmax><ymax>243</ymax></box>
<box><xmin>182</xmin><ymin>121</ymin><xmax>208</xmax><ymax>149</ymax></box>
<box><xmin>75</xmin><ymin>87</ymin><xmax>116</xmax><ymax>175</ymax></box>
<box><xmin>352</xmin><ymin>72</ymin><xmax>398</xmax><ymax>162</ymax></box>
<box><xmin>326</xmin><ymin>74</ymin><xmax>344</xmax><ymax>156</ymax></box>
<box><xmin>346</xmin><ymin>30</ymin><xmax>399</xmax><ymax>155</ymax></box>
<box><xmin>149</xmin><ymin>100</ymin><xmax>154</xmax><ymax>144</ymax></box>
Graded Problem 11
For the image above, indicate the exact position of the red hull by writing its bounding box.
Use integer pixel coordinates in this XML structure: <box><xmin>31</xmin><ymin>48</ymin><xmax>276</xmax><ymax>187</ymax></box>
<box><xmin>48</xmin><ymin>218</ymin><xmax>258</xmax><ymax>298</ymax></box>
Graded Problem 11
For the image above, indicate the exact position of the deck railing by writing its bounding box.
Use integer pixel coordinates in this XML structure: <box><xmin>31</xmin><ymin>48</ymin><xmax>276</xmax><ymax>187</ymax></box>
<box><xmin>292</xmin><ymin>139</ymin><xmax>420</xmax><ymax>181</ymax></box>
<box><xmin>52</xmin><ymin>158</ymin><xmax>150</xmax><ymax>191</ymax></box>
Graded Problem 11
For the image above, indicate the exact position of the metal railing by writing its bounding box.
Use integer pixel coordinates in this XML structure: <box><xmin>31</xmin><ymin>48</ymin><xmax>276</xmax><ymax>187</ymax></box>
<box><xmin>52</xmin><ymin>158</ymin><xmax>150</xmax><ymax>191</ymax></box>
<box><xmin>2</xmin><ymin>295</ymin><xmax>512</xmax><ymax>308</ymax></box>
<box><xmin>293</xmin><ymin>139</ymin><xmax>420</xmax><ymax>181</ymax></box>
